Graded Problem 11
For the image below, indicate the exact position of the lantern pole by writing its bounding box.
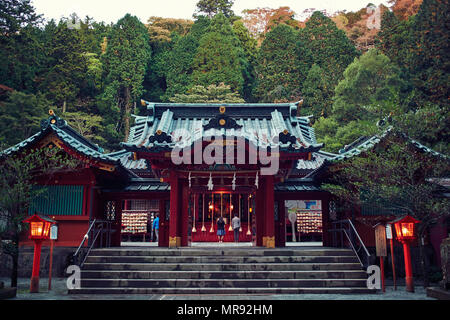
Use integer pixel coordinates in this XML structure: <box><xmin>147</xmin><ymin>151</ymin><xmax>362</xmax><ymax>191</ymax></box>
<box><xmin>30</xmin><ymin>239</ymin><xmax>43</xmax><ymax>293</ymax></box>
<box><xmin>390</xmin><ymin>238</ymin><xmax>397</xmax><ymax>290</ymax></box>
<box><xmin>403</xmin><ymin>241</ymin><xmax>414</xmax><ymax>292</ymax></box>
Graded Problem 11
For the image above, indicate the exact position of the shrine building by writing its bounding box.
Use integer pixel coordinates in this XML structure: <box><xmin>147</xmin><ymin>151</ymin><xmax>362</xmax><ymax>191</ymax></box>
<box><xmin>2</xmin><ymin>101</ymin><xmax>448</xmax><ymax>259</ymax></box>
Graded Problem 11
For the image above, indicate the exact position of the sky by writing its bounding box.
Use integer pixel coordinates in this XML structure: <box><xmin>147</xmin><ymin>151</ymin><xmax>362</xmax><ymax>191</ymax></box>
<box><xmin>32</xmin><ymin>0</ymin><xmax>391</xmax><ymax>24</ymax></box>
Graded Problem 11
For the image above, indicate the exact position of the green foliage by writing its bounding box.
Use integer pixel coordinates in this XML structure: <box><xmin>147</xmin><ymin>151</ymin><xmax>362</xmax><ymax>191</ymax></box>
<box><xmin>313</xmin><ymin>117</ymin><xmax>378</xmax><ymax>153</ymax></box>
<box><xmin>322</xmin><ymin>135</ymin><xmax>450</xmax><ymax>233</ymax></box>
<box><xmin>194</xmin><ymin>0</ymin><xmax>235</xmax><ymax>18</ymax></box>
<box><xmin>232</xmin><ymin>19</ymin><xmax>258</xmax><ymax>101</ymax></box>
<box><xmin>376</xmin><ymin>10</ymin><xmax>414</xmax><ymax>70</ymax></box>
<box><xmin>299</xmin><ymin>11</ymin><xmax>359</xmax><ymax>87</ymax></box>
<box><xmin>40</xmin><ymin>21</ymin><xmax>86</xmax><ymax>110</ymax></box>
<box><xmin>0</xmin><ymin>0</ymin><xmax>447</xmax><ymax>160</ymax></box>
<box><xmin>0</xmin><ymin>0</ymin><xmax>45</xmax><ymax>93</ymax></box>
<box><xmin>409</xmin><ymin>0</ymin><xmax>450</xmax><ymax>106</ymax></box>
<box><xmin>0</xmin><ymin>147</ymin><xmax>80</xmax><ymax>287</ymax></box>
<box><xmin>191</xmin><ymin>14</ymin><xmax>246</xmax><ymax>97</ymax></box>
<box><xmin>169</xmin><ymin>83</ymin><xmax>244</xmax><ymax>103</ymax></box>
<box><xmin>253</xmin><ymin>24</ymin><xmax>305</xmax><ymax>102</ymax></box>
<box><xmin>102</xmin><ymin>14</ymin><xmax>151</xmax><ymax>141</ymax></box>
<box><xmin>0</xmin><ymin>0</ymin><xmax>42</xmax><ymax>35</ymax></box>
<box><xmin>301</xmin><ymin>64</ymin><xmax>333</xmax><ymax>118</ymax></box>
<box><xmin>332</xmin><ymin>49</ymin><xmax>405</xmax><ymax>123</ymax></box>
<box><xmin>163</xmin><ymin>17</ymin><xmax>211</xmax><ymax>101</ymax></box>
<box><xmin>0</xmin><ymin>91</ymin><xmax>49</xmax><ymax>147</ymax></box>
<box><xmin>396</xmin><ymin>103</ymin><xmax>450</xmax><ymax>154</ymax></box>
<box><xmin>63</xmin><ymin>111</ymin><xmax>106</xmax><ymax>146</ymax></box>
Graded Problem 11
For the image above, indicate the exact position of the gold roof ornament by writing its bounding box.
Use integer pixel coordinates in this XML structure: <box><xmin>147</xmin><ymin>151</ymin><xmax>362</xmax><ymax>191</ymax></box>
<box><xmin>219</xmin><ymin>106</ymin><xmax>226</xmax><ymax>114</ymax></box>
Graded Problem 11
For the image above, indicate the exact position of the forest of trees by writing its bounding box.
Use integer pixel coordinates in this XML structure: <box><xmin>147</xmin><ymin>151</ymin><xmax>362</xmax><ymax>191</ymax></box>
<box><xmin>0</xmin><ymin>0</ymin><xmax>448</xmax><ymax>155</ymax></box>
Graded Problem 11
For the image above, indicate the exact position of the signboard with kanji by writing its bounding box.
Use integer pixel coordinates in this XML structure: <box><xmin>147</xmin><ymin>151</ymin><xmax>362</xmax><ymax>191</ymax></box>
<box><xmin>375</xmin><ymin>224</ymin><xmax>387</xmax><ymax>257</ymax></box>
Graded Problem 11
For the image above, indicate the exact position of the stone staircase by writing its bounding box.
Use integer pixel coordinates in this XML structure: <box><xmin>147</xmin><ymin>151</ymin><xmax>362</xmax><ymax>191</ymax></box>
<box><xmin>69</xmin><ymin>246</ymin><xmax>375</xmax><ymax>294</ymax></box>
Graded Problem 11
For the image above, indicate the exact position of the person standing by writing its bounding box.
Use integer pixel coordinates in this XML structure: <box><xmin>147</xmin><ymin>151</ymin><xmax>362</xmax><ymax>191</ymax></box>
<box><xmin>216</xmin><ymin>216</ymin><xmax>225</xmax><ymax>243</ymax></box>
<box><xmin>231</xmin><ymin>214</ymin><xmax>241</xmax><ymax>243</ymax></box>
<box><xmin>152</xmin><ymin>213</ymin><xmax>159</xmax><ymax>242</ymax></box>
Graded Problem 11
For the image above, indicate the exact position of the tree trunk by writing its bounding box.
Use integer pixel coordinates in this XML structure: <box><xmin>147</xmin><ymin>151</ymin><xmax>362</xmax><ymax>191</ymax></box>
<box><xmin>123</xmin><ymin>87</ymin><xmax>131</xmax><ymax>142</ymax></box>
<box><xmin>62</xmin><ymin>100</ymin><xmax>67</xmax><ymax>113</ymax></box>
<box><xmin>10</xmin><ymin>233</ymin><xmax>19</xmax><ymax>288</ymax></box>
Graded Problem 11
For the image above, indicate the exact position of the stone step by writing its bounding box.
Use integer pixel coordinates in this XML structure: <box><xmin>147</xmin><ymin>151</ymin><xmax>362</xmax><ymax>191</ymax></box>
<box><xmin>79</xmin><ymin>278</ymin><xmax>368</xmax><ymax>288</ymax></box>
<box><xmin>88</xmin><ymin>248</ymin><xmax>355</xmax><ymax>257</ymax></box>
<box><xmin>85</xmin><ymin>255</ymin><xmax>359</xmax><ymax>264</ymax></box>
<box><xmin>80</xmin><ymin>270</ymin><xmax>367</xmax><ymax>280</ymax></box>
<box><xmin>72</xmin><ymin>247</ymin><xmax>373</xmax><ymax>295</ymax></box>
<box><xmin>69</xmin><ymin>287</ymin><xmax>376</xmax><ymax>295</ymax></box>
<box><xmin>82</xmin><ymin>262</ymin><xmax>363</xmax><ymax>271</ymax></box>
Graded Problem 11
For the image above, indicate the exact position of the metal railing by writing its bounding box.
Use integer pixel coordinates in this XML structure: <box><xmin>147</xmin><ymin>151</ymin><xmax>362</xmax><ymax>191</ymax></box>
<box><xmin>329</xmin><ymin>219</ymin><xmax>371</xmax><ymax>269</ymax></box>
<box><xmin>72</xmin><ymin>219</ymin><xmax>112</xmax><ymax>267</ymax></box>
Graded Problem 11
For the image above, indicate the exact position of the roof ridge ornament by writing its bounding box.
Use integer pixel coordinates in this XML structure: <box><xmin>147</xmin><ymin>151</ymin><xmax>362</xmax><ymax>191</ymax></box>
<box><xmin>203</xmin><ymin>113</ymin><xmax>242</xmax><ymax>131</ymax></box>
<box><xmin>40</xmin><ymin>110</ymin><xmax>66</xmax><ymax>131</ymax></box>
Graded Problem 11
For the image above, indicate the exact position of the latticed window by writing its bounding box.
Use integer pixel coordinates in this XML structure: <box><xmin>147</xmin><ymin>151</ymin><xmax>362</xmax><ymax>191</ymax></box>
<box><xmin>129</xmin><ymin>200</ymin><xmax>158</xmax><ymax>211</ymax></box>
<box><xmin>105</xmin><ymin>201</ymin><xmax>116</xmax><ymax>221</ymax></box>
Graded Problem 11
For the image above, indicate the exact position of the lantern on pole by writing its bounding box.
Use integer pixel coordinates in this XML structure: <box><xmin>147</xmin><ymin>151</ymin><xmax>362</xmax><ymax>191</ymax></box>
<box><xmin>391</xmin><ymin>215</ymin><xmax>420</xmax><ymax>293</ymax></box>
<box><xmin>23</xmin><ymin>214</ymin><xmax>56</xmax><ymax>293</ymax></box>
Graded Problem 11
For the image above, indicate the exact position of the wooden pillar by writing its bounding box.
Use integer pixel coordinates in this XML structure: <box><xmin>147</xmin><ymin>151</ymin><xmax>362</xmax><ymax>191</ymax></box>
<box><xmin>158</xmin><ymin>198</ymin><xmax>169</xmax><ymax>247</ymax></box>
<box><xmin>321</xmin><ymin>194</ymin><xmax>331</xmax><ymax>247</ymax></box>
<box><xmin>276</xmin><ymin>197</ymin><xmax>286</xmax><ymax>247</ymax></box>
<box><xmin>180</xmin><ymin>181</ymin><xmax>189</xmax><ymax>246</ymax></box>
<box><xmin>264</xmin><ymin>175</ymin><xmax>275</xmax><ymax>248</ymax></box>
<box><xmin>255</xmin><ymin>181</ymin><xmax>265</xmax><ymax>247</ymax></box>
<box><xmin>169</xmin><ymin>171</ymin><xmax>181</xmax><ymax>247</ymax></box>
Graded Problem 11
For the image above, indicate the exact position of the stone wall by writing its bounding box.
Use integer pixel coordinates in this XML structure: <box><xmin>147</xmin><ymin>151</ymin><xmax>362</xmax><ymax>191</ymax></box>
<box><xmin>0</xmin><ymin>246</ymin><xmax>76</xmax><ymax>278</ymax></box>
<box><xmin>441</xmin><ymin>237</ymin><xmax>450</xmax><ymax>290</ymax></box>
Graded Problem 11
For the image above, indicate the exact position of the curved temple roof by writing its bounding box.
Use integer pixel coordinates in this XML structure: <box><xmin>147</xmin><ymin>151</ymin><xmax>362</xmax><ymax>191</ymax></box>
<box><xmin>331</xmin><ymin>126</ymin><xmax>449</xmax><ymax>162</ymax></box>
<box><xmin>122</xmin><ymin>101</ymin><xmax>323</xmax><ymax>153</ymax></box>
<box><xmin>0</xmin><ymin>114</ymin><xmax>125</xmax><ymax>170</ymax></box>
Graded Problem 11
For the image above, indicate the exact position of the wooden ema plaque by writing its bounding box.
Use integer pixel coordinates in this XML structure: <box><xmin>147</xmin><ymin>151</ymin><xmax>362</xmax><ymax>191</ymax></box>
<box><xmin>375</xmin><ymin>224</ymin><xmax>387</xmax><ymax>257</ymax></box>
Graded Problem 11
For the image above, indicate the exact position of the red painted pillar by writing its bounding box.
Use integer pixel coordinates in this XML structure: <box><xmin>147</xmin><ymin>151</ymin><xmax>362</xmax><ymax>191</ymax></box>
<box><xmin>255</xmin><ymin>183</ymin><xmax>265</xmax><ymax>247</ymax></box>
<box><xmin>403</xmin><ymin>242</ymin><xmax>414</xmax><ymax>292</ymax></box>
<box><xmin>30</xmin><ymin>240</ymin><xmax>42</xmax><ymax>293</ymax></box>
<box><xmin>169</xmin><ymin>171</ymin><xmax>181</xmax><ymax>247</ymax></box>
<box><xmin>180</xmin><ymin>181</ymin><xmax>189</xmax><ymax>246</ymax></box>
<box><xmin>264</xmin><ymin>175</ymin><xmax>275</xmax><ymax>248</ymax></box>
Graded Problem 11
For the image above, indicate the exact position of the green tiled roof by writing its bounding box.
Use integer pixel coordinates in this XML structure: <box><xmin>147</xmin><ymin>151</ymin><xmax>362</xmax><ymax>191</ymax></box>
<box><xmin>330</xmin><ymin>127</ymin><xmax>449</xmax><ymax>162</ymax></box>
<box><xmin>1</xmin><ymin>114</ymin><xmax>121</xmax><ymax>166</ymax></box>
<box><xmin>122</xmin><ymin>101</ymin><xmax>323</xmax><ymax>153</ymax></box>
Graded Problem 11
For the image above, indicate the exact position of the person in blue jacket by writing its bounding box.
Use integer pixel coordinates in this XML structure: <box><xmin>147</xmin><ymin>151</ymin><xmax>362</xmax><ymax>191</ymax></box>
<box><xmin>152</xmin><ymin>213</ymin><xmax>159</xmax><ymax>242</ymax></box>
